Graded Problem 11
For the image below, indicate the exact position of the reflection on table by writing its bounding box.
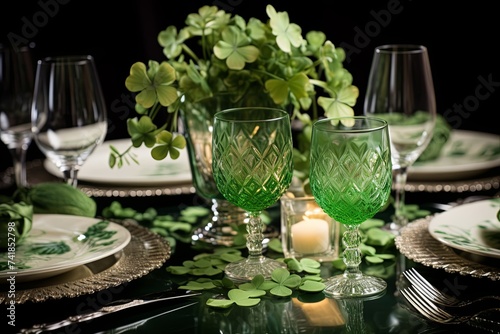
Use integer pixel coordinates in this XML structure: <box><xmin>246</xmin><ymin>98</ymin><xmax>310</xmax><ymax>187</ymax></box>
<box><xmin>1</xmin><ymin>164</ymin><xmax>499</xmax><ymax>333</ymax></box>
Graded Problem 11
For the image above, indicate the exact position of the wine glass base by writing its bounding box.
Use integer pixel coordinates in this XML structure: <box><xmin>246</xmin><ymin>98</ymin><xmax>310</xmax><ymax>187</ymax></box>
<box><xmin>224</xmin><ymin>256</ymin><xmax>286</xmax><ymax>283</ymax></box>
<box><xmin>323</xmin><ymin>273</ymin><xmax>387</xmax><ymax>299</ymax></box>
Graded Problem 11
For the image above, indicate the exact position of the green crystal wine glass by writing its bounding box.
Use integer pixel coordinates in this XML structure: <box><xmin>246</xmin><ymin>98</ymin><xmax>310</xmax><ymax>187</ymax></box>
<box><xmin>212</xmin><ymin>107</ymin><xmax>293</xmax><ymax>282</ymax></box>
<box><xmin>310</xmin><ymin>116</ymin><xmax>392</xmax><ymax>298</ymax></box>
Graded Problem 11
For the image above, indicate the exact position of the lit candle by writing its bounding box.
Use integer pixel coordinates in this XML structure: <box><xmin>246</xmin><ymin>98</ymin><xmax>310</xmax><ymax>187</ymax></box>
<box><xmin>291</xmin><ymin>218</ymin><xmax>330</xmax><ymax>254</ymax></box>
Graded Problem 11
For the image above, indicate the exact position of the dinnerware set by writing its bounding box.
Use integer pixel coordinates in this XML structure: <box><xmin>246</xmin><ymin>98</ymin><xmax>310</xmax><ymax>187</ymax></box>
<box><xmin>1</xmin><ymin>41</ymin><xmax>499</xmax><ymax>333</ymax></box>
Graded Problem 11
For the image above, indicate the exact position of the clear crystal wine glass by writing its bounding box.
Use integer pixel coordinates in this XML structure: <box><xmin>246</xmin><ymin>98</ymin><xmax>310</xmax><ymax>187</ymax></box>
<box><xmin>364</xmin><ymin>44</ymin><xmax>436</xmax><ymax>232</ymax></box>
<box><xmin>31</xmin><ymin>55</ymin><xmax>107</xmax><ymax>187</ymax></box>
<box><xmin>310</xmin><ymin>116</ymin><xmax>392</xmax><ymax>297</ymax></box>
<box><xmin>0</xmin><ymin>44</ymin><xmax>35</xmax><ymax>188</ymax></box>
<box><xmin>212</xmin><ymin>107</ymin><xmax>293</xmax><ymax>282</ymax></box>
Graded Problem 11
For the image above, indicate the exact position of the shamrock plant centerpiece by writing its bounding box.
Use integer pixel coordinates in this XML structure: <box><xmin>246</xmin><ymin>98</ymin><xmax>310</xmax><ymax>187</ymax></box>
<box><xmin>112</xmin><ymin>4</ymin><xmax>358</xmax><ymax>186</ymax></box>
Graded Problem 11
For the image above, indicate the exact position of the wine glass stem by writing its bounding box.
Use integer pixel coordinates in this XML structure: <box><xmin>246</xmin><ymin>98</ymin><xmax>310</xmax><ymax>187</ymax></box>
<box><xmin>63</xmin><ymin>168</ymin><xmax>79</xmax><ymax>188</ymax></box>
<box><xmin>246</xmin><ymin>211</ymin><xmax>264</xmax><ymax>259</ymax></box>
<box><xmin>342</xmin><ymin>225</ymin><xmax>362</xmax><ymax>277</ymax></box>
<box><xmin>9</xmin><ymin>145</ymin><xmax>29</xmax><ymax>188</ymax></box>
<box><xmin>393</xmin><ymin>167</ymin><xmax>408</xmax><ymax>227</ymax></box>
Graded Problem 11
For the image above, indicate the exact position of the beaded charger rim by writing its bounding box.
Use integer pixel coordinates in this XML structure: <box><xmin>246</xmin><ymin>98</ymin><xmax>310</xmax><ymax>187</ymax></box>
<box><xmin>0</xmin><ymin>220</ymin><xmax>171</xmax><ymax>304</ymax></box>
<box><xmin>396</xmin><ymin>217</ymin><xmax>500</xmax><ymax>281</ymax></box>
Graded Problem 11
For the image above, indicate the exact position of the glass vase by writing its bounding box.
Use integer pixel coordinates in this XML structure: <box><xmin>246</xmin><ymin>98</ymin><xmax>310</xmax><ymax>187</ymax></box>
<box><xmin>180</xmin><ymin>94</ymin><xmax>279</xmax><ymax>246</ymax></box>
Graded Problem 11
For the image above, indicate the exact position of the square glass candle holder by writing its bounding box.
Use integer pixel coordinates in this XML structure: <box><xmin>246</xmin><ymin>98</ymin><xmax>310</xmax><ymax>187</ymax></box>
<box><xmin>280</xmin><ymin>194</ymin><xmax>340</xmax><ymax>262</ymax></box>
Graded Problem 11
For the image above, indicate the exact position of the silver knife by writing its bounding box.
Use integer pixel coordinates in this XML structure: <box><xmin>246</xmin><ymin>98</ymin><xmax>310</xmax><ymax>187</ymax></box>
<box><xmin>19</xmin><ymin>292</ymin><xmax>201</xmax><ymax>334</ymax></box>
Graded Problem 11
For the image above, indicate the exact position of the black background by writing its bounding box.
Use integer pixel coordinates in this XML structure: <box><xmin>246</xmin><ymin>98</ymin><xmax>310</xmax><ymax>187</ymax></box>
<box><xmin>1</xmin><ymin>0</ymin><xmax>499</xmax><ymax>171</ymax></box>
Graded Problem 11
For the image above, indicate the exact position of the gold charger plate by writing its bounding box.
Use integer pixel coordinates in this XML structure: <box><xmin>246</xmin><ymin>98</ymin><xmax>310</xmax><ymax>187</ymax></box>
<box><xmin>395</xmin><ymin>217</ymin><xmax>500</xmax><ymax>281</ymax></box>
<box><xmin>0</xmin><ymin>220</ymin><xmax>171</xmax><ymax>304</ymax></box>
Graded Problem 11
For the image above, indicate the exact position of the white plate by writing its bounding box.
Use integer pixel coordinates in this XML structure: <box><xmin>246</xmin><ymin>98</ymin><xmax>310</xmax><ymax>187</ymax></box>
<box><xmin>428</xmin><ymin>198</ymin><xmax>500</xmax><ymax>259</ymax></box>
<box><xmin>44</xmin><ymin>138</ymin><xmax>192</xmax><ymax>186</ymax></box>
<box><xmin>0</xmin><ymin>214</ymin><xmax>131</xmax><ymax>282</ymax></box>
<box><xmin>409</xmin><ymin>130</ymin><xmax>500</xmax><ymax>181</ymax></box>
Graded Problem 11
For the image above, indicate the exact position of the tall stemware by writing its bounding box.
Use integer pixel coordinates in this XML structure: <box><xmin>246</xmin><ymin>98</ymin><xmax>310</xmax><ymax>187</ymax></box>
<box><xmin>212</xmin><ymin>107</ymin><xmax>293</xmax><ymax>282</ymax></box>
<box><xmin>310</xmin><ymin>116</ymin><xmax>392</xmax><ymax>298</ymax></box>
<box><xmin>31</xmin><ymin>55</ymin><xmax>107</xmax><ymax>187</ymax></box>
<box><xmin>0</xmin><ymin>44</ymin><xmax>35</xmax><ymax>188</ymax></box>
<box><xmin>364</xmin><ymin>44</ymin><xmax>436</xmax><ymax>232</ymax></box>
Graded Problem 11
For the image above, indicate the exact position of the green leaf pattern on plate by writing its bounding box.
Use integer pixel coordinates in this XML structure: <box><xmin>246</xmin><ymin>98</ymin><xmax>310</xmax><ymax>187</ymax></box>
<box><xmin>26</xmin><ymin>241</ymin><xmax>71</xmax><ymax>255</ymax></box>
<box><xmin>0</xmin><ymin>220</ymin><xmax>118</xmax><ymax>270</ymax></box>
<box><xmin>448</xmin><ymin>140</ymin><xmax>500</xmax><ymax>161</ymax></box>
<box><xmin>433</xmin><ymin>200</ymin><xmax>500</xmax><ymax>252</ymax></box>
<box><xmin>75</xmin><ymin>221</ymin><xmax>118</xmax><ymax>251</ymax></box>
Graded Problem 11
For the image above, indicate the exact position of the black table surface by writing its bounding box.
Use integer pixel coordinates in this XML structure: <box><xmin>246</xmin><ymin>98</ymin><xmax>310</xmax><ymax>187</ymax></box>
<box><xmin>2</xmin><ymin>175</ymin><xmax>500</xmax><ymax>334</ymax></box>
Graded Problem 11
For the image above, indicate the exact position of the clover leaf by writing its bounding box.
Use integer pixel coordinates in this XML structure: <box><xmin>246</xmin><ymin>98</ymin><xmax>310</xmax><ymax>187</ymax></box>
<box><xmin>153</xmin><ymin>220</ymin><xmax>192</xmax><ymax>233</ymax></box>
<box><xmin>284</xmin><ymin>258</ymin><xmax>321</xmax><ymax>275</ymax></box>
<box><xmin>360</xmin><ymin>218</ymin><xmax>385</xmax><ymax>230</ymax></box>
<box><xmin>151</xmin><ymin>130</ymin><xmax>187</xmax><ymax>160</ymax></box>
<box><xmin>178</xmin><ymin>280</ymin><xmax>217</xmax><ymax>291</ymax></box>
<box><xmin>213</xmin><ymin>26</ymin><xmax>260</xmax><ymax>70</ymax></box>
<box><xmin>127</xmin><ymin>116</ymin><xmax>158</xmax><ymax>148</ymax></box>
<box><xmin>184</xmin><ymin>5</ymin><xmax>225</xmax><ymax>36</ymax></box>
<box><xmin>206</xmin><ymin>288</ymin><xmax>264</xmax><ymax>309</ymax></box>
<box><xmin>229</xmin><ymin>289</ymin><xmax>265</xmax><ymax>306</ymax></box>
<box><xmin>360</xmin><ymin>243</ymin><xmax>376</xmax><ymax>256</ymax></box>
<box><xmin>166</xmin><ymin>265</ymin><xmax>191</xmax><ymax>275</ymax></box>
<box><xmin>299</xmin><ymin>280</ymin><xmax>326</xmax><ymax>293</ymax></box>
<box><xmin>317</xmin><ymin>85</ymin><xmax>359</xmax><ymax>126</ymax></box>
<box><xmin>266</xmin><ymin>4</ymin><xmax>303</xmax><ymax>53</ymax></box>
<box><xmin>365</xmin><ymin>255</ymin><xmax>384</xmax><ymax>264</ymax></box>
<box><xmin>265</xmin><ymin>268</ymin><xmax>302</xmax><ymax>297</ymax></box>
<box><xmin>332</xmin><ymin>258</ymin><xmax>346</xmax><ymax>271</ymax></box>
<box><xmin>219</xmin><ymin>251</ymin><xmax>245</xmax><ymax>263</ymax></box>
<box><xmin>205</xmin><ymin>298</ymin><xmax>234</xmax><ymax>309</ymax></box>
<box><xmin>158</xmin><ymin>26</ymin><xmax>186</xmax><ymax>59</ymax></box>
<box><xmin>267</xmin><ymin>238</ymin><xmax>283</xmax><ymax>253</ymax></box>
<box><xmin>265</xmin><ymin>73</ymin><xmax>309</xmax><ymax>106</ymax></box>
<box><xmin>365</xmin><ymin>228</ymin><xmax>395</xmax><ymax>247</ymax></box>
<box><xmin>305</xmin><ymin>31</ymin><xmax>326</xmax><ymax>53</ymax></box>
<box><xmin>238</xmin><ymin>274</ymin><xmax>266</xmax><ymax>291</ymax></box>
<box><xmin>398</xmin><ymin>204</ymin><xmax>432</xmax><ymax>221</ymax></box>
<box><xmin>181</xmin><ymin>206</ymin><xmax>211</xmax><ymax>217</ymax></box>
<box><xmin>125</xmin><ymin>61</ymin><xmax>178</xmax><ymax>109</ymax></box>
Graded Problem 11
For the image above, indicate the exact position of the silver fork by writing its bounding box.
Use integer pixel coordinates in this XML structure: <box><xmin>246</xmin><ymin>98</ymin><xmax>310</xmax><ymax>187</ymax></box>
<box><xmin>400</xmin><ymin>286</ymin><xmax>500</xmax><ymax>327</ymax></box>
<box><xmin>403</xmin><ymin>268</ymin><xmax>500</xmax><ymax>309</ymax></box>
